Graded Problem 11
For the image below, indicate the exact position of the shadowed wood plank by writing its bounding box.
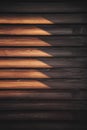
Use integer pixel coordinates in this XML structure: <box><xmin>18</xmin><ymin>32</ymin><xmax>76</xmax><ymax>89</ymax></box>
<box><xmin>0</xmin><ymin>89</ymin><xmax>87</xmax><ymax>99</ymax></box>
<box><xmin>0</xmin><ymin>90</ymin><xmax>73</xmax><ymax>99</ymax></box>
<box><xmin>0</xmin><ymin>122</ymin><xmax>87</xmax><ymax>130</ymax></box>
<box><xmin>0</xmin><ymin>68</ymin><xmax>86</xmax><ymax>79</ymax></box>
<box><xmin>0</xmin><ymin>36</ymin><xmax>86</xmax><ymax>46</ymax></box>
<box><xmin>0</xmin><ymin>14</ymin><xmax>87</xmax><ymax>24</ymax></box>
<box><xmin>0</xmin><ymin>25</ymin><xmax>87</xmax><ymax>35</ymax></box>
<box><xmin>0</xmin><ymin>111</ymin><xmax>86</xmax><ymax>121</ymax></box>
<box><xmin>0</xmin><ymin>79</ymin><xmax>86</xmax><ymax>89</ymax></box>
<box><xmin>0</xmin><ymin>2</ymin><xmax>87</xmax><ymax>13</ymax></box>
<box><xmin>0</xmin><ymin>111</ymin><xmax>77</xmax><ymax>121</ymax></box>
<box><xmin>0</xmin><ymin>101</ymin><xmax>87</xmax><ymax>110</ymax></box>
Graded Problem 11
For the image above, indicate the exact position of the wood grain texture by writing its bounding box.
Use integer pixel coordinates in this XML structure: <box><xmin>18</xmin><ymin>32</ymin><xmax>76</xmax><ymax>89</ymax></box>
<box><xmin>0</xmin><ymin>47</ymin><xmax>87</xmax><ymax>57</ymax></box>
<box><xmin>0</xmin><ymin>58</ymin><xmax>86</xmax><ymax>68</ymax></box>
<box><xmin>0</xmin><ymin>68</ymin><xmax>86</xmax><ymax>79</ymax></box>
<box><xmin>0</xmin><ymin>90</ymin><xmax>86</xmax><ymax>100</ymax></box>
<box><xmin>0</xmin><ymin>1</ymin><xmax>87</xmax><ymax>127</ymax></box>
<box><xmin>0</xmin><ymin>2</ymin><xmax>87</xmax><ymax>13</ymax></box>
<box><xmin>0</xmin><ymin>36</ymin><xmax>86</xmax><ymax>46</ymax></box>
<box><xmin>0</xmin><ymin>14</ymin><xmax>87</xmax><ymax>24</ymax></box>
<box><xmin>0</xmin><ymin>79</ymin><xmax>86</xmax><ymax>89</ymax></box>
<box><xmin>0</xmin><ymin>90</ymin><xmax>75</xmax><ymax>99</ymax></box>
<box><xmin>0</xmin><ymin>25</ymin><xmax>87</xmax><ymax>35</ymax></box>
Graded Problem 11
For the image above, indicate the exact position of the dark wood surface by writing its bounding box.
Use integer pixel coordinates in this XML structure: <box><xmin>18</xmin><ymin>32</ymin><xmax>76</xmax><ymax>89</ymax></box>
<box><xmin>0</xmin><ymin>1</ymin><xmax>87</xmax><ymax>129</ymax></box>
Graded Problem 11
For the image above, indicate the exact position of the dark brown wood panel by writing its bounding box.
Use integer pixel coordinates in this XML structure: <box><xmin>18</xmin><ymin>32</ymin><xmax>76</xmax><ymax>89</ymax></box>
<box><xmin>0</xmin><ymin>2</ymin><xmax>87</xmax><ymax>13</ymax></box>
<box><xmin>0</xmin><ymin>1</ymin><xmax>87</xmax><ymax>129</ymax></box>
<box><xmin>0</xmin><ymin>90</ymin><xmax>86</xmax><ymax>100</ymax></box>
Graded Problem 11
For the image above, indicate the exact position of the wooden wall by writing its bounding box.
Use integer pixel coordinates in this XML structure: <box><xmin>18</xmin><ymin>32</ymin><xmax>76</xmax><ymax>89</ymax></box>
<box><xmin>0</xmin><ymin>1</ymin><xmax>87</xmax><ymax>129</ymax></box>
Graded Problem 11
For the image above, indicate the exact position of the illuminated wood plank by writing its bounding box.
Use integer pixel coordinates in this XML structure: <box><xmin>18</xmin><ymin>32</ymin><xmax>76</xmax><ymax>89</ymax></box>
<box><xmin>0</xmin><ymin>25</ymin><xmax>87</xmax><ymax>35</ymax></box>
<box><xmin>0</xmin><ymin>58</ymin><xmax>86</xmax><ymax>68</ymax></box>
<box><xmin>0</xmin><ymin>47</ymin><xmax>86</xmax><ymax>57</ymax></box>
<box><xmin>0</xmin><ymin>79</ymin><xmax>86</xmax><ymax>89</ymax></box>
<box><xmin>0</xmin><ymin>14</ymin><xmax>87</xmax><ymax>24</ymax></box>
<box><xmin>0</xmin><ymin>68</ymin><xmax>86</xmax><ymax>79</ymax></box>
<box><xmin>0</xmin><ymin>36</ymin><xmax>86</xmax><ymax>47</ymax></box>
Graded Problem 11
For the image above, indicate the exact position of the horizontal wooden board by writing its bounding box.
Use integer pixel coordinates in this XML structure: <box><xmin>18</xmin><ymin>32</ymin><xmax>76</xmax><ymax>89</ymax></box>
<box><xmin>0</xmin><ymin>58</ymin><xmax>86</xmax><ymax>68</ymax></box>
<box><xmin>0</xmin><ymin>122</ymin><xmax>87</xmax><ymax>130</ymax></box>
<box><xmin>0</xmin><ymin>14</ymin><xmax>87</xmax><ymax>24</ymax></box>
<box><xmin>0</xmin><ymin>89</ymin><xmax>87</xmax><ymax>100</ymax></box>
<box><xmin>0</xmin><ymin>47</ymin><xmax>87</xmax><ymax>57</ymax></box>
<box><xmin>0</xmin><ymin>68</ymin><xmax>86</xmax><ymax>79</ymax></box>
<box><xmin>0</xmin><ymin>79</ymin><xmax>86</xmax><ymax>89</ymax></box>
<box><xmin>0</xmin><ymin>25</ymin><xmax>87</xmax><ymax>35</ymax></box>
<box><xmin>0</xmin><ymin>2</ymin><xmax>87</xmax><ymax>13</ymax></box>
<box><xmin>0</xmin><ymin>36</ymin><xmax>86</xmax><ymax>47</ymax></box>
<box><xmin>0</xmin><ymin>111</ymin><xmax>86</xmax><ymax>121</ymax></box>
<box><xmin>0</xmin><ymin>90</ymin><xmax>73</xmax><ymax>99</ymax></box>
<box><xmin>0</xmin><ymin>1</ymin><xmax>87</xmax><ymax>129</ymax></box>
<box><xmin>0</xmin><ymin>90</ymin><xmax>86</xmax><ymax>100</ymax></box>
<box><xmin>0</xmin><ymin>101</ymin><xmax>87</xmax><ymax>110</ymax></box>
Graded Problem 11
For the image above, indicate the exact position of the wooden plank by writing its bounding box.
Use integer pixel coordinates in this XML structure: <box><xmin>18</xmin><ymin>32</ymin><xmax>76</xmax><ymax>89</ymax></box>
<box><xmin>0</xmin><ymin>111</ymin><xmax>77</xmax><ymax>121</ymax></box>
<box><xmin>0</xmin><ymin>36</ymin><xmax>86</xmax><ymax>47</ymax></box>
<box><xmin>0</xmin><ymin>58</ymin><xmax>86</xmax><ymax>68</ymax></box>
<box><xmin>0</xmin><ymin>2</ymin><xmax>87</xmax><ymax>13</ymax></box>
<box><xmin>0</xmin><ymin>111</ymin><xmax>86</xmax><ymax>121</ymax></box>
<box><xmin>0</xmin><ymin>25</ymin><xmax>87</xmax><ymax>35</ymax></box>
<box><xmin>0</xmin><ymin>14</ymin><xmax>87</xmax><ymax>24</ymax></box>
<box><xmin>0</xmin><ymin>79</ymin><xmax>86</xmax><ymax>89</ymax></box>
<box><xmin>0</xmin><ymin>47</ymin><xmax>87</xmax><ymax>57</ymax></box>
<box><xmin>0</xmin><ymin>90</ymin><xmax>78</xmax><ymax>99</ymax></box>
<box><xmin>0</xmin><ymin>101</ymin><xmax>87</xmax><ymax>110</ymax></box>
<box><xmin>0</xmin><ymin>68</ymin><xmax>86</xmax><ymax>79</ymax></box>
<box><xmin>0</xmin><ymin>122</ymin><xmax>87</xmax><ymax>130</ymax></box>
<box><xmin>0</xmin><ymin>90</ymin><xmax>86</xmax><ymax>100</ymax></box>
